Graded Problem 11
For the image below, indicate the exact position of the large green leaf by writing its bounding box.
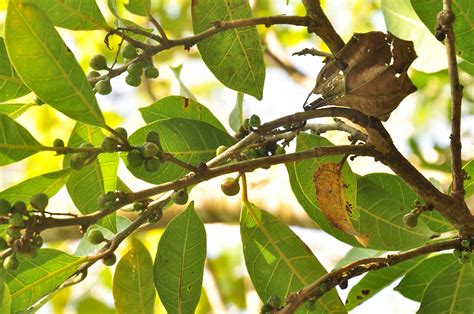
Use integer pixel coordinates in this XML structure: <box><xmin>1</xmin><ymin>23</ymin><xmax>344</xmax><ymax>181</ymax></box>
<box><xmin>124</xmin><ymin>0</ymin><xmax>150</xmax><ymax>16</ymax></box>
<box><xmin>139</xmin><ymin>95</ymin><xmax>225</xmax><ymax>131</ymax></box>
<box><xmin>335</xmin><ymin>247</ymin><xmax>383</xmax><ymax>268</ymax></box>
<box><xmin>5</xmin><ymin>249</ymin><xmax>84</xmax><ymax>312</ymax></box>
<box><xmin>345</xmin><ymin>256</ymin><xmax>425</xmax><ymax>310</ymax></box>
<box><xmin>240</xmin><ymin>202</ymin><xmax>346</xmax><ymax>313</ymax></box>
<box><xmin>286</xmin><ymin>133</ymin><xmax>361</xmax><ymax>247</ymax></box>
<box><xmin>0</xmin><ymin>114</ymin><xmax>42</xmax><ymax>166</ymax></box>
<box><xmin>364</xmin><ymin>173</ymin><xmax>453</xmax><ymax>233</ymax></box>
<box><xmin>0</xmin><ymin>271</ymin><xmax>11</xmax><ymax>314</ymax></box>
<box><xmin>114</xmin><ymin>239</ymin><xmax>155</xmax><ymax>314</ymax></box>
<box><xmin>0</xmin><ymin>103</ymin><xmax>35</xmax><ymax>119</ymax></box>
<box><xmin>0</xmin><ymin>37</ymin><xmax>30</xmax><ymax>102</ymax></box>
<box><xmin>5</xmin><ymin>2</ymin><xmax>106</xmax><ymax>127</ymax></box>
<box><xmin>22</xmin><ymin>0</ymin><xmax>108</xmax><ymax>30</ymax></box>
<box><xmin>0</xmin><ymin>168</ymin><xmax>71</xmax><ymax>206</ymax></box>
<box><xmin>77</xmin><ymin>297</ymin><xmax>115</xmax><ymax>314</ymax></box>
<box><xmin>229</xmin><ymin>92</ymin><xmax>244</xmax><ymax>132</ymax></box>
<box><xmin>381</xmin><ymin>0</ymin><xmax>447</xmax><ymax>72</ymax></box>
<box><xmin>411</xmin><ymin>0</ymin><xmax>474</xmax><ymax>64</ymax></box>
<box><xmin>394</xmin><ymin>254</ymin><xmax>457</xmax><ymax>302</ymax></box>
<box><xmin>154</xmin><ymin>203</ymin><xmax>206</xmax><ymax>314</ymax></box>
<box><xmin>418</xmin><ymin>257</ymin><xmax>473</xmax><ymax>313</ymax></box>
<box><xmin>65</xmin><ymin>123</ymin><xmax>119</xmax><ymax>232</ymax></box>
<box><xmin>125</xmin><ymin>118</ymin><xmax>235</xmax><ymax>184</ymax></box>
<box><xmin>463</xmin><ymin>160</ymin><xmax>474</xmax><ymax>198</ymax></box>
<box><xmin>191</xmin><ymin>0</ymin><xmax>266</xmax><ymax>100</ymax></box>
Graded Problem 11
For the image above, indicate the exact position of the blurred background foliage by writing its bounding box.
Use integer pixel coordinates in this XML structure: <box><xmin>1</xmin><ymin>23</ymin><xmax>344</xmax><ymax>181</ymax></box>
<box><xmin>0</xmin><ymin>0</ymin><xmax>473</xmax><ymax>312</ymax></box>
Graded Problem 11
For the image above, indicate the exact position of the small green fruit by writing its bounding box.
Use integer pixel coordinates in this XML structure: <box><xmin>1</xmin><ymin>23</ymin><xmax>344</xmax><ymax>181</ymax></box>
<box><xmin>0</xmin><ymin>199</ymin><xmax>11</xmax><ymax>216</ymax></box>
<box><xmin>133</xmin><ymin>202</ymin><xmax>145</xmax><ymax>211</ymax></box>
<box><xmin>125</xmin><ymin>74</ymin><xmax>141</xmax><ymax>87</ymax></box>
<box><xmin>461</xmin><ymin>239</ymin><xmax>470</xmax><ymax>249</ymax></box>
<box><xmin>3</xmin><ymin>254</ymin><xmax>19</xmax><ymax>271</ymax></box>
<box><xmin>87</xmin><ymin>229</ymin><xmax>105</xmax><ymax>245</ymax></box>
<box><xmin>69</xmin><ymin>153</ymin><xmax>86</xmax><ymax>170</ymax></box>
<box><xmin>122</xmin><ymin>44</ymin><xmax>137</xmax><ymax>59</ymax></box>
<box><xmin>97</xmin><ymin>194</ymin><xmax>107</xmax><ymax>208</ymax></box>
<box><xmin>9</xmin><ymin>213</ymin><xmax>24</xmax><ymax>227</ymax></box>
<box><xmin>249</xmin><ymin>114</ymin><xmax>261</xmax><ymax>127</ymax></box>
<box><xmin>127</xmin><ymin>149</ymin><xmax>144</xmax><ymax>168</ymax></box>
<box><xmin>216</xmin><ymin>145</ymin><xmax>227</xmax><ymax>156</ymax></box>
<box><xmin>242</xmin><ymin>118</ymin><xmax>250</xmax><ymax>130</ymax></box>
<box><xmin>246</xmin><ymin>148</ymin><xmax>260</xmax><ymax>159</ymax></box>
<box><xmin>459</xmin><ymin>251</ymin><xmax>471</xmax><ymax>264</ymax></box>
<box><xmin>79</xmin><ymin>142</ymin><xmax>94</xmax><ymax>149</ymax></box>
<box><xmin>87</xmin><ymin>71</ymin><xmax>101</xmax><ymax>79</ymax></box>
<box><xmin>275</xmin><ymin>146</ymin><xmax>286</xmax><ymax>155</ymax></box>
<box><xmin>53</xmin><ymin>138</ymin><xmax>65</xmax><ymax>148</ymax></box>
<box><xmin>101</xmin><ymin>136</ymin><xmax>119</xmax><ymax>153</ymax></box>
<box><xmin>260</xmin><ymin>303</ymin><xmax>272</xmax><ymax>314</ymax></box>
<box><xmin>31</xmin><ymin>235</ymin><xmax>44</xmax><ymax>249</ymax></box>
<box><xmin>95</xmin><ymin>79</ymin><xmax>112</xmax><ymax>95</ymax></box>
<box><xmin>12</xmin><ymin>201</ymin><xmax>27</xmax><ymax>214</ymax></box>
<box><xmin>266</xmin><ymin>295</ymin><xmax>281</xmax><ymax>309</ymax></box>
<box><xmin>171</xmin><ymin>190</ymin><xmax>188</xmax><ymax>205</ymax></box>
<box><xmin>221</xmin><ymin>178</ymin><xmax>240</xmax><ymax>196</ymax></box>
<box><xmin>106</xmin><ymin>191</ymin><xmax>116</xmax><ymax>201</ymax></box>
<box><xmin>141</xmin><ymin>142</ymin><xmax>159</xmax><ymax>158</ymax></box>
<box><xmin>89</xmin><ymin>54</ymin><xmax>108</xmax><ymax>70</ymax></box>
<box><xmin>127</xmin><ymin>63</ymin><xmax>143</xmax><ymax>76</ymax></box>
<box><xmin>7</xmin><ymin>227</ymin><xmax>21</xmax><ymax>239</ymax></box>
<box><xmin>0</xmin><ymin>237</ymin><xmax>8</xmax><ymax>250</ymax></box>
<box><xmin>146</xmin><ymin>131</ymin><xmax>160</xmax><ymax>145</ymax></box>
<box><xmin>114</xmin><ymin>127</ymin><xmax>128</xmax><ymax>140</ymax></box>
<box><xmin>30</xmin><ymin>193</ymin><xmax>48</xmax><ymax>211</ymax></box>
<box><xmin>144</xmin><ymin>66</ymin><xmax>159</xmax><ymax>79</ymax></box>
<box><xmin>102</xmin><ymin>253</ymin><xmax>117</xmax><ymax>266</ymax></box>
<box><xmin>403</xmin><ymin>213</ymin><xmax>418</xmax><ymax>228</ymax></box>
<box><xmin>144</xmin><ymin>157</ymin><xmax>161</xmax><ymax>172</ymax></box>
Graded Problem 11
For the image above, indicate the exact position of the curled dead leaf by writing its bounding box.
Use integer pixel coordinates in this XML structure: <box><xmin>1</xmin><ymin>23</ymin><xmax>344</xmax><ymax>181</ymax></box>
<box><xmin>310</xmin><ymin>32</ymin><xmax>417</xmax><ymax>121</ymax></box>
<box><xmin>314</xmin><ymin>162</ymin><xmax>368</xmax><ymax>246</ymax></box>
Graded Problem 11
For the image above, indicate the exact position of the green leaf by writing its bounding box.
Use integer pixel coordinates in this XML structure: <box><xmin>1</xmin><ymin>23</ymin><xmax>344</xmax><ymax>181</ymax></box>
<box><xmin>169</xmin><ymin>65</ymin><xmax>197</xmax><ymax>101</ymax></box>
<box><xmin>364</xmin><ymin>173</ymin><xmax>453</xmax><ymax>233</ymax></box>
<box><xmin>64</xmin><ymin>123</ymin><xmax>119</xmax><ymax>232</ymax></box>
<box><xmin>139</xmin><ymin>95</ymin><xmax>225</xmax><ymax>131</ymax></box>
<box><xmin>463</xmin><ymin>160</ymin><xmax>474</xmax><ymax>198</ymax></box>
<box><xmin>229</xmin><ymin>92</ymin><xmax>244</xmax><ymax>132</ymax></box>
<box><xmin>0</xmin><ymin>37</ymin><xmax>30</xmax><ymax>102</ymax></box>
<box><xmin>191</xmin><ymin>0</ymin><xmax>266</xmax><ymax>100</ymax></box>
<box><xmin>125</xmin><ymin>118</ymin><xmax>235</xmax><ymax>185</ymax></box>
<box><xmin>335</xmin><ymin>247</ymin><xmax>383</xmax><ymax>268</ymax></box>
<box><xmin>124</xmin><ymin>0</ymin><xmax>150</xmax><ymax>16</ymax></box>
<box><xmin>418</xmin><ymin>257</ymin><xmax>473</xmax><ymax>313</ymax></box>
<box><xmin>21</xmin><ymin>0</ymin><xmax>108</xmax><ymax>30</ymax></box>
<box><xmin>286</xmin><ymin>133</ymin><xmax>360</xmax><ymax>247</ymax></box>
<box><xmin>0</xmin><ymin>168</ymin><xmax>71</xmax><ymax>206</ymax></box>
<box><xmin>154</xmin><ymin>202</ymin><xmax>206</xmax><ymax>314</ymax></box>
<box><xmin>5</xmin><ymin>2</ymin><xmax>106</xmax><ymax>127</ymax></box>
<box><xmin>240</xmin><ymin>202</ymin><xmax>346</xmax><ymax>313</ymax></box>
<box><xmin>77</xmin><ymin>297</ymin><xmax>115</xmax><ymax>314</ymax></box>
<box><xmin>0</xmin><ymin>103</ymin><xmax>35</xmax><ymax>119</ymax></box>
<box><xmin>411</xmin><ymin>0</ymin><xmax>474</xmax><ymax>64</ymax></box>
<box><xmin>381</xmin><ymin>0</ymin><xmax>447</xmax><ymax>72</ymax></box>
<box><xmin>0</xmin><ymin>114</ymin><xmax>42</xmax><ymax>166</ymax></box>
<box><xmin>345</xmin><ymin>255</ymin><xmax>425</xmax><ymax>310</ymax></box>
<box><xmin>5</xmin><ymin>249</ymin><xmax>84</xmax><ymax>312</ymax></box>
<box><xmin>0</xmin><ymin>271</ymin><xmax>11</xmax><ymax>314</ymax></box>
<box><xmin>114</xmin><ymin>239</ymin><xmax>155</xmax><ymax>314</ymax></box>
<box><xmin>394</xmin><ymin>254</ymin><xmax>457</xmax><ymax>302</ymax></box>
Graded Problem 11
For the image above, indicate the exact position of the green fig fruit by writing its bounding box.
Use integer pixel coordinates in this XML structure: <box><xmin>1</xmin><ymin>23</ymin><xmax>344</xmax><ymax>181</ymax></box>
<box><xmin>3</xmin><ymin>254</ymin><xmax>19</xmax><ymax>271</ymax></box>
<box><xmin>216</xmin><ymin>145</ymin><xmax>227</xmax><ymax>156</ymax></box>
<box><xmin>141</xmin><ymin>142</ymin><xmax>159</xmax><ymax>158</ymax></box>
<box><xmin>30</xmin><ymin>193</ymin><xmax>49</xmax><ymax>211</ymax></box>
<box><xmin>249</xmin><ymin>114</ymin><xmax>261</xmax><ymax>128</ymax></box>
<box><xmin>6</xmin><ymin>227</ymin><xmax>21</xmax><ymax>239</ymax></box>
<box><xmin>461</xmin><ymin>239</ymin><xmax>470</xmax><ymax>249</ymax></box>
<box><xmin>275</xmin><ymin>146</ymin><xmax>286</xmax><ymax>155</ymax></box>
<box><xmin>94</xmin><ymin>79</ymin><xmax>112</xmax><ymax>95</ymax></box>
<box><xmin>133</xmin><ymin>202</ymin><xmax>145</xmax><ymax>211</ymax></box>
<box><xmin>0</xmin><ymin>237</ymin><xmax>8</xmax><ymax>250</ymax></box>
<box><xmin>102</xmin><ymin>253</ymin><xmax>117</xmax><ymax>266</ymax></box>
<box><xmin>9</xmin><ymin>213</ymin><xmax>24</xmax><ymax>227</ymax></box>
<box><xmin>87</xmin><ymin>229</ymin><xmax>105</xmax><ymax>245</ymax></box>
<box><xmin>125</xmin><ymin>74</ymin><xmax>141</xmax><ymax>87</ymax></box>
<box><xmin>0</xmin><ymin>199</ymin><xmax>11</xmax><ymax>216</ymax></box>
<box><xmin>87</xmin><ymin>70</ymin><xmax>101</xmax><ymax>79</ymax></box>
<box><xmin>69</xmin><ymin>153</ymin><xmax>86</xmax><ymax>170</ymax></box>
<box><xmin>145</xmin><ymin>131</ymin><xmax>160</xmax><ymax>145</ymax></box>
<box><xmin>89</xmin><ymin>54</ymin><xmax>108</xmax><ymax>70</ymax></box>
<box><xmin>127</xmin><ymin>63</ymin><xmax>143</xmax><ymax>76</ymax></box>
<box><xmin>403</xmin><ymin>213</ymin><xmax>418</xmax><ymax>228</ymax></box>
<box><xmin>114</xmin><ymin>127</ymin><xmax>128</xmax><ymax>140</ymax></box>
<box><xmin>144</xmin><ymin>157</ymin><xmax>161</xmax><ymax>172</ymax></box>
<box><xmin>31</xmin><ymin>235</ymin><xmax>44</xmax><ymax>249</ymax></box>
<box><xmin>122</xmin><ymin>44</ymin><xmax>137</xmax><ymax>59</ymax></box>
<box><xmin>12</xmin><ymin>201</ymin><xmax>27</xmax><ymax>214</ymax></box>
<box><xmin>101</xmin><ymin>136</ymin><xmax>119</xmax><ymax>153</ymax></box>
<box><xmin>221</xmin><ymin>178</ymin><xmax>240</xmax><ymax>196</ymax></box>
<box><xmin>144</xmin><ymin>66</ymin><xmax>159</xmax><ymax>78</ymax></box>
<box><xmin>242</xmin><ymin>118</ymin><xmax>250</xmax><ymax>130</ymax></box>
<box><xmin>170</xmin><ymin>190</ymin><xmax>188</xmax><ymax>205</ymax></box>
<box><xmin>127</xmin><ymin>149</ymin><xmax>144</xmax><ymax>168</ymax></box>
<box><xmin>53</xmin><ymin>138</ymin><xmax>65</xmax><ymax>148</ymax></box>
<box><xmin>266</xmin><ymin>295</ymin><xmax>281</xmax><ymax>309</ymax></box>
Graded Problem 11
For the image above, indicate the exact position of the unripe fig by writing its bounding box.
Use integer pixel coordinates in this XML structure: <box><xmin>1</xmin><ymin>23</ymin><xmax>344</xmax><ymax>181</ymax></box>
<box><xmin>144</xmin><ymin>157</ymin><xmax>161</xmax><ymax>172</ymax></box>
<box><xmin>31</xmin><ymin>235</ymin><xmax>43</xmax><ymax>249</ymax></box>
<box><xmin>53</xmin><ymin>138</ymin><xmax>64</xmax><ymax>148</ymax></box>
<box><xmin>0</xmin><ymin>237</ymin><xmax>8</xmax><ymax>250</ymax></box>
<box><xmin>246</xmin><ymin>148</ymin><xmax>260</xmax><ymax>159</ymax></box>
<box><xmin>133</xmin><ymin>202</ymin><xmax>145</xmax><ymax>211</ymax></box>
<box><xmin>94</xmin><ymin>79</ymin><xmax>112</xmax><ymax>95</ymax></box>
<box><xmin>7</xmin><ymin>227</ymin><xmax>21</xmax><ymax>239</ymax></box>
<box><xmin>141</xmin><ymin>142</ymin><xmax>159</xmax><ymax>158</ymax></box>
<box><xmin>216</xmin><ymin>145</ymin><xmax>227</xmax><ymax>156</ymax></box>
<box><xmin>87</xmin><ymin>71</ymin><xmax>101</xmax><ymax>79</ymax></box>
<box><xmin>171</xmin><ymin>190</ymin><xmax>188</xmax><ymax>205</ymax></box>
<box><xmin>101</xmin><ymin>136</ymin><xmax>119</xmax><ymax>153</ymax></box>
<box><xmin>97</xmin><ymin>194</ymin><xmax>107</xmax><ymax>208</ymax></box>
<box><xmin>261</xmin><ymin>303</ymin><xmax>272</xmax><ymax>314</ymax></box>
<box><xmin>69</xmin><ymin>153</ymin><xmax>86</xmax><ymax>170</ymax></box>
<box><xmin>127</xmin><ymin>63</ymin><xmax>143</xmax><ymax>76</ymax></box>
<box><xmin>459</xmin><ymin>251</ymin><xmax>471</xmax><ymax>264</ymax></box>
<box><xmin>114</xmin><ymin>127</ymin><xmax>128</xmax><ymax>140</ymax></box>
<box><xmin>249</xmin><ymin>114</ymin><xmax>261</xmax><ymax>127</ymax></box>
<box><xmin>403</xmin><ymin>213</ymin><xmax>418</xmax><ymax>228</ymax></box>
<box><xmin>3</xmin><ymin>254</ymin><xmax>19</xmax><ymax>271</ymax></box>
<box><xmin>461</xmin><ymin>239</ymin><xmax>470</xmax><ymax>249</ymax></box>
<box><xmin>275</xmin><ymin>146</ymin><xmax>286</xmax><ymax>155</ymax></box>
<box><xmin>89</xmin><ymin>54</ymin><xmax>108</xmax><ymax>70</ymax></box>
<box><xmin>102</xmin><ymin>253</ymin><xmax>117</xmax><ymax>266</ymax></box>
<box><xmin>105</xmin><ymin>191</ymin><xmax>116</xmax><ymax>201</ymax></box>
<box><xmin>79</xmin><ymin>142</ymin><xmax>94</xmax><ymax>149</ymax></box>
<box><xmin>144</xmin><ymin>66</ymin><xmax>159</xmax><ymax>78</ymax></box>
<box><xmin>242</xmin><ymin>118</ymin><xmax>250</xmax><ymax>130</ymax></box>
<box><xmin>12</xmin><ymin>201</ymin><xmax>27</xmax><ymax>214</ymax></box>
<box><xmin>30</xmin><ymin>193</ymin><xmax>49</xmax><ymax>211</ymax></box>
<box><xmin>0</xmin><ymin>199</ymin><xmax>11</xmax><ymax>216</ymax></box>
<box><xmin>122</xmin><ymin>44</ymin><xmax>137</xmax><ymax>59</ymax></box>
<box><xmin>127</xmin><ymin>149</ymin><xmax>144</xmax><ymax>168</ymax></box>
<box><xmin>266</xmin><ymin>295</ymin><xmax>281</xmax><ymax>309</ymax></box>
<box><xmin>145</xmin><ymin>131</ymin><xmax>160</xmax><ymax>145</ymax></box>
<box><xmin>221</xmin><ymin>178</ymin><xmax>240</xmax><ymax>196</ymax></box>
<box><xmin>339</xmin><ymin>279</ymin><xmax>349</xmax><ymax>289</ymax></box>
<box><xmin>9</xmin><ymin>213</ymin><xmax>24</xmax><ymax>227</ymax></box>
<box><xmin>125</xmin><ymin>74</ymin><xmax>141</xmax><ymax>87</ymax></box>
<box><xmin>87</xmin><ymin>229</ymin><xmax>105</xmax><ymax>245</ymax></box>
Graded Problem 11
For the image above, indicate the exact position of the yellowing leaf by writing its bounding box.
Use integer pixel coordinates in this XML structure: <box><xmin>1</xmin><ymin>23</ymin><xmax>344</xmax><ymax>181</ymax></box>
<box><xmin>314</xmin><ymin>162</ymin><xmax>368</xmax><ymax>246</ymax></box>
